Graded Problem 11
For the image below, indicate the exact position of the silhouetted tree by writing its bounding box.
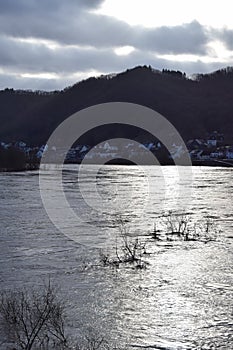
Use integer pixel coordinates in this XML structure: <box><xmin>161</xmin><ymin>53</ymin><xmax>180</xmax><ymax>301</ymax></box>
<box><xmin>0</xmin><ymin>146</ymin><xmax>26</xmax><ymax>171</ymax></box>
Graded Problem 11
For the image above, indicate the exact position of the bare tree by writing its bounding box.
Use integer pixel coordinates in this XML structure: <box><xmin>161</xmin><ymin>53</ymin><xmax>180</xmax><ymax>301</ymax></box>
<box><xmin>0</xmin><ymin>283</ymin><xmax>125</xmax><ymax>350</ymax></box>
<box><xmin>0</xmin><ymin>282</ymin><xmax>68</xmax><ymax>349</ymax></box>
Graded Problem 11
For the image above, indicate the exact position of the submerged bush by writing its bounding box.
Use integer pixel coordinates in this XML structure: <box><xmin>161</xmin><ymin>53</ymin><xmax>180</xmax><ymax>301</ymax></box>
<box><xmin>100</xmin><ymin>218</ymin><xmax>148</xmax><ymax>269</ymax></box>
<box><xmin>152</xmin><ymin>212</ymin><xmax>219</xmax><ymax>243</ymax></box>
<box><xmin>100</xmin><ymin>212</ymin><xmax>220</xmax><ymax>270</ymax></box>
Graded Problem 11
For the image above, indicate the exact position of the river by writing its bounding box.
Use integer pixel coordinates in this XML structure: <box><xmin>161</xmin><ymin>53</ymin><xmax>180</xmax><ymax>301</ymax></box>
<box><xmin>0</xmin><ymin>165</ymin><xmax>232</xmax><ymax>349</ymax></box>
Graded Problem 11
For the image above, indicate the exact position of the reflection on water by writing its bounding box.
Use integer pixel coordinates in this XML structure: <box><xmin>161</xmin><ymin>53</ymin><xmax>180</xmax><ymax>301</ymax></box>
<box><xmin>0</xmin><ymin>165</ymin><xmax>232</xmax><ymax>349</ymax></box>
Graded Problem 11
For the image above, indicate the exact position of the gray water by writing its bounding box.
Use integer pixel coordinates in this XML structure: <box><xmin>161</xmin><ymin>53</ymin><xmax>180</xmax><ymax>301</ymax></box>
<box><xmin>0</xmin><ymin>165</ymin><xmax>232</xmax><ymax>349</ymax></box>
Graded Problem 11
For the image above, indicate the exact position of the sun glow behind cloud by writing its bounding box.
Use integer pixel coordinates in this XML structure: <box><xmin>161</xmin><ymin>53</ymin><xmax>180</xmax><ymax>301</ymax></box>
<box><xmin>158</xmin><ymin>41</ymin><xmax>233</xmax><ymax>64</ymax></box>
<box><xmin>20</xmin><ymin>72</ymin><xmax>59</xmax><ymax>79</ymax></box>
<box><xmin>96</xmin><ymin>0</ymin><xmax>233</xmax><ymax>29</ymax></box>
<box><xmin>207</xmin><ymin>41</ymin><xmax>233</xmax><ymax>60</ymax></box>
<box><xmin>114</xmin><ymin>46</ymin><xmax>135</xmax><ymax>56</ymax></box>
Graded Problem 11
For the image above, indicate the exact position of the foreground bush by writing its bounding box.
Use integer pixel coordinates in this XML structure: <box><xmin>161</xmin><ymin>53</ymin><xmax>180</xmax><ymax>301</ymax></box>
<box><xmin>0</xmin><ymin>283</ymin><xmax>68</xmax><ymax>349</ymax></box>
<box><xmin>0</xmin><ymin>283</ymin><xmax>124</xmax><ymax>350</ymax></box>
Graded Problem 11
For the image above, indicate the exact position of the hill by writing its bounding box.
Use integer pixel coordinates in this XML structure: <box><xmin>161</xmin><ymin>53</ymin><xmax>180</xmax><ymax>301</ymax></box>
<box><xmin>1</xmin><ymin>66</ymin><xmax>233</xmax><ymax>145</ymax></box>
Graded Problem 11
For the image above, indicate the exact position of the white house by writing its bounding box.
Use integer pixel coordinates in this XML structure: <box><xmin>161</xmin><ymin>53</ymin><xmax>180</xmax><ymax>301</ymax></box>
<box><xmin>226</xmin><ymin>147</ymin><xmax>233</xmax><ymax>159</ymax></box>
<box><xmin>207</xmin><ymin>131</ymin><xmax>224</xmax><ymax>147</ymax></box>
<box><xmin>210</xmin><ymin>151</ymin><xmax>224</xmax><ymax>159</ymax></box>
<box><xmin>80</xmin><ymin>145</ymin><xmax>89</xmax><ymax>153</ymax></box>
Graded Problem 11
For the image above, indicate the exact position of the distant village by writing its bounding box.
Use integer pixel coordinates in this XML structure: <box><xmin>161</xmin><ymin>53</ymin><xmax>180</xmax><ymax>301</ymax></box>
<box><xmin>1</xmin><ymin>131</ymin><xmax>233</xmax><ymax>170</ymax></box>
<box><xmin>187</xmin><ymin>131</ymin><xmax>233</xmax><ymax>159</ymax></box>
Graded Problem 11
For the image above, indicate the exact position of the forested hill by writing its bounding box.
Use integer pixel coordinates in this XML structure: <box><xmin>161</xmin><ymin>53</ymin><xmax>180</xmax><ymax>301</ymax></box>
<box><xmin>1</xmin><ymin>65</ymin><xmax>233</xmax><ymax>145</ymax></box>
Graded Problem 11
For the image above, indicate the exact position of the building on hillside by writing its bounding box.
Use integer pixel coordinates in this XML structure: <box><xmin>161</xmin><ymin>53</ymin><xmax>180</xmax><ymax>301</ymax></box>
<box><xmin>199</xmin><ymin>149</ymin><xmax>212</xmax><ymax>160</ymax></box>
<box><xmin>100</xmin><ymin>142</ymin><xmax>118</xmax><ymax>151</ymax></box>
<box><xmin>226</xmin><ymin>146</ymin><xmax>233</xmax><ymax>159</ymax></box>
<box><xmin>189</xmin><ymin>149</ymin><xmax>203</xmax><ymax>159</ymax></box>
<box><xmin>187</xmin><ymin>139</ymin><xmax>207</xmax><ymax>150</ymax></box>
<box><xmin>207</xmin><ymin>131</ymin><xmax>224</xmax><ymax>147</ymax></box>
<box><xmin>210</xmin><ymin>150</ymin><xmax>225</xmax><ymax>159</ymax></box>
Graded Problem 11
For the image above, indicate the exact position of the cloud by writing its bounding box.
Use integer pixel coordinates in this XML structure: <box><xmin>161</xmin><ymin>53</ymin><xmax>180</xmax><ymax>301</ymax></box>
<box><xmin>0</xmin><ymin>0</ymin><xmax>232</xmax><ymax>90</ymax></box>
<box><xmin>0</xmin><ymin>4</ymin><xmax>208</xmax><ymax>54</ymax></box>
<box><xmin>0</xmin><ymin>71</ymin><xmax>64</xmax><ymax>91</ymax></box>
<box><xmin>137</xmin><ymin>21</ymin><xmax>208</xmax><ymax>54</ymax></box>
<box><xmin>0</xmin><ymin>34</ymin><xmax>222</xmax><ymax>77</ymax></box>
<box><xmin>0</xmin><ymin>0</ymin><xmax>103</xmax><ymax>14</ymax></box>
<box><xmin>213</xmin><ymin>27</ymin><xmax>233</xmax><ymax>50</ymax></box>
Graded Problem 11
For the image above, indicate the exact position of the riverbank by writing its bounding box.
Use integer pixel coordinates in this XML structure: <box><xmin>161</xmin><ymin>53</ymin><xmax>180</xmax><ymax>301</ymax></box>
<box><xmin>0</xmin><ymin>163</ymin><xmax>39</xmax><ymax>172</ymax></box>
<box><xmin>1</xmin><ymin>159</ymin><xmax>233</xmax><ymax>171</ymax></box>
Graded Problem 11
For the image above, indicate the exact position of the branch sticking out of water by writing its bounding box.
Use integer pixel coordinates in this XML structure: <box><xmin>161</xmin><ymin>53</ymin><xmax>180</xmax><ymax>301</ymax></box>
<box><xmin>100</xmin><ymin>217</ymin><xmax>148</xmax><ymax>269</ymax></box>
<box><xmin>152</xmin><ymin>212</ymin><xmax>219</xmax><ymax>243</ymax></box>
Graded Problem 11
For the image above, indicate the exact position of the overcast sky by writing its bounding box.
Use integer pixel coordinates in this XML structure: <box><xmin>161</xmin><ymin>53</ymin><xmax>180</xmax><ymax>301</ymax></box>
<box><xmin>1</xmin><ymin>0</ymin><xmax>233</xmax><ymax>90</ymax></box>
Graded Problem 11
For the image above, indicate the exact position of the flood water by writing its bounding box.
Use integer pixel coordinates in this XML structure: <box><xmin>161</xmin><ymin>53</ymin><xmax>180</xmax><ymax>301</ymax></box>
<box><xmin>0</xmin><ymin>165</ymin><xmax>232</xmax><ymax>349</ymax></box>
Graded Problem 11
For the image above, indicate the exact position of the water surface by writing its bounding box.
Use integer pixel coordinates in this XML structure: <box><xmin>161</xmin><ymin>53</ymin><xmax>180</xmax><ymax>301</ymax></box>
<box><xmin>0</xmin><ymin>165</ymin><xmax>232</xmax><ymax>349</ymax></box>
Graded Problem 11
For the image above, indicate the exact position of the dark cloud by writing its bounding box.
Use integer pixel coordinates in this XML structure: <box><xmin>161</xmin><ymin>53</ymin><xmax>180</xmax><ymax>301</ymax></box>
<box><xmin>0</xmin><ymin>0</ymin><xmax>103</xmax><ymax>14</ymax></box>
<box><xmin>0</xmin><ymin>36</ymin><xmax>128</xmax><ymax>73</ymax></box>
<box><xmin>137</xmin><ymin>21</ymin><xmax>208</xmax><ymax>54</ymax></box>
<box><xmin>213</xmin><ymin>27</ymin><xmax>233</xmax><ymax>50</ymax></box>
<box><xmin>0</xmin><ymin>5</ymin><xmax>208</xmax><ymax>54</ymax></box>
<box><xmin>0</xmin><ymin>35</ymin><xmax>220</xmax><ymax>76</ymax></box>
<box><xmin>0</xmin><ymin>0</ymin><xmax>232</xmax><ymax>90</ymax></box>
<box><xmin>0</xmin><ymin>0</ymin><xmax>208</xmax><ymax>54</ymax></box>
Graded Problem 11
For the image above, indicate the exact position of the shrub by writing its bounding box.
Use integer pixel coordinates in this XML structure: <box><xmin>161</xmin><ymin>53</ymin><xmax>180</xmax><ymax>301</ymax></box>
<box><xmin>100</xmin><ymin>218</ymin><xmax>148</xmax><ymax>269</ymax></box>
<box><xmin>152</xmin><ymin>212</ymin><xmax>218</xmax><ymax>243</ymax></box>
<box><xmin>0</xmin><ymin>283</ymin><xmax>124</xmax><ymax>350</ymax></box>
<box><xmin>0</xmin><ymin>282</ymin><xmax>68</xmax><ymax>349</ymax></box>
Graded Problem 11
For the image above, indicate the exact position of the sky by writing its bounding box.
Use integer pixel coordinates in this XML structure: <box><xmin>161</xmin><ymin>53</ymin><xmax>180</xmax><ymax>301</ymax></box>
<box><xmin>0</xmin><ymin>0</ymin><xmax>233</xmax><ymax>90</ymax></box>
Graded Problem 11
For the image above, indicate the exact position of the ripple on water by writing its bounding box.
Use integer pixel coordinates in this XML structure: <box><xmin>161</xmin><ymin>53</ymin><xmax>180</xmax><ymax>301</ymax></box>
<box><xmin>0</xmin><ymin>165</ymin><xmax>232</xmax><ymax>349</ymax></box>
